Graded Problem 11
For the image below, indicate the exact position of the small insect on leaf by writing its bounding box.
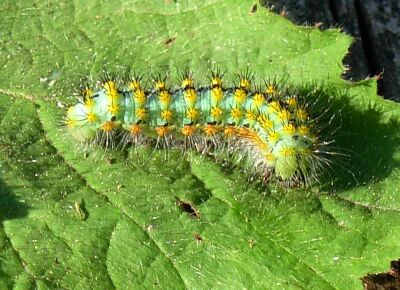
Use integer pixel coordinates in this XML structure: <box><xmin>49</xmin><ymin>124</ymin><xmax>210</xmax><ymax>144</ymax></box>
<box><xmin>175</xmin><ymin>196</ymin><xmax>200</xmax><ymax>219</ymax></box>
<box><xmin>74</xmin><ymin>198</ymin><xmax>88</xmax><ymax>221</ymax></box>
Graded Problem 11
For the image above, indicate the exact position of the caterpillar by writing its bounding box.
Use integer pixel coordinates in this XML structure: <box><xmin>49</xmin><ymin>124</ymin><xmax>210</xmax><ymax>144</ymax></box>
<box><xmin>65</xmin><ymin>70</ymin><xmax>331</xmax><ymax>186</ymax></box>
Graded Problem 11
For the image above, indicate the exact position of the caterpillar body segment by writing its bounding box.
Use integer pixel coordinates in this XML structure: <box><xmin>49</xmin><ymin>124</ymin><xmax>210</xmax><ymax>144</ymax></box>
<box><xmin>65</xmin><ymin>72</ymin><xmax>324</xmax><ymax>186</ymax></box>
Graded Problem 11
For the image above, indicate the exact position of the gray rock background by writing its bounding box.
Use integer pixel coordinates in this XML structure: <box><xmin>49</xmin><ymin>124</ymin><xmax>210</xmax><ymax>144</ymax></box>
<box><xmin>263</xmin><ymin>0</ymin><xmax>400</xmax><ymax>101</ymax></box>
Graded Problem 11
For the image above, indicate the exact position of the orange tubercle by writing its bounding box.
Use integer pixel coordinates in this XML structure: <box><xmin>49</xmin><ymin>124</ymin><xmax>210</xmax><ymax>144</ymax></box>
<box><xmin>155</xmin><ymin>126</ymin><xmax>170</xmax><ymax>137</ymax></box>
<box><xmin>181</xmin><ymin>125</ymin><xmax>196</xmax><ymax>136</ymax></box>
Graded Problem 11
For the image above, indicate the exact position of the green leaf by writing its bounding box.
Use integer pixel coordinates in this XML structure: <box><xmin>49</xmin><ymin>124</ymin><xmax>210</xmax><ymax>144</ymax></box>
<box><xmin>1</xmin><ymin>0</ymin><xmax>400</xmax><ymax>289</ymax></box>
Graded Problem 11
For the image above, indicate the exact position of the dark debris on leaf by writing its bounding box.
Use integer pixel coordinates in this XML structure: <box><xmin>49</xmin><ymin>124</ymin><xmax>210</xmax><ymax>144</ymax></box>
<box><xmin>175</xmin><ymin>196</ymin><xmax>200</xmax><ymax>219</ymax></box>
<box><xmin>361</xmin><ymin>259</ymin><xmax>400</xmax><ymax>290</ymax></box>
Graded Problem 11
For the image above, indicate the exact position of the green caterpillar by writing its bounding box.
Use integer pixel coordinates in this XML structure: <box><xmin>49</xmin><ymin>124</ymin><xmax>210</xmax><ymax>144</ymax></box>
<box><xmin>65</xmin><ymin>71</ymin><xmax>325</xmax><ymax>186</ymax></box>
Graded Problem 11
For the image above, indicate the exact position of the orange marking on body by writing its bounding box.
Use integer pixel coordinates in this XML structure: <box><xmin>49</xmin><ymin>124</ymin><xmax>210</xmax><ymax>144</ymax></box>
<box><xmin>203</xmin><ymin>124</ymin><xmax>219</xmax><ymax>136</ymax></box>
<box><xmin>101</xmin><ymin>121</ymin><xmax>114</xmax><ymax>132</ymax></box>
<box><xmin>156</xmin><ymin>126</ymin><xmax>170</xmax><ymax>137</ymax></box>
<box><xmin>181</xmin><ymin>125</ymin><xmax>196</xmax><ymax>136</ymax></box>
<box><xmin>224</xmin><ymin>126</ymin><xmax>237</xmax><ymax>137</ymax></box>
<box><xmin>129</xmin><ymin>124</ymin><xmax>142</xmax><ymax>136</ymax></box>
<box><xmin>237</xmin><ymin>128</ymin><xmax>268</xmax><ymax>150</ymax></box>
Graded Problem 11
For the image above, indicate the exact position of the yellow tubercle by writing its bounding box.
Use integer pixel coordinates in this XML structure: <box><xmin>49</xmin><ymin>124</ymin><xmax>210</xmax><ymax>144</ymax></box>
<box><xmin>239</xmin><ymin>78</ymin><xmax>251</xmax><ymax>90</ymax></box>
<box><xmin>136</xmin><ymin>108</ymin><xmax>147</xmax><ymax>120</ymax></box>
<box><xmin>65</xmin><ymin>118</ymin><xmax>75</xmax><ymax>128</ymax></box>
<box><xmin>268</xmin><ymin>131</ymin><xmax>280</xmax><ymax>143</ymax></box>
<box><xmin>245</xmin><ymin>110</ymin><xmax>256</xmax><ymax>122</ymax></box>
<box><xmin>268</xmin><ymin>101</ymin><xmax>281</xmax><ymax>113</ymax></box>
<box><xmin>129</xmin><ymin>79</ymin><xmax>141</xmax><ymax>91</ymax></box>
<box><xmin>265</xmin><ymin>153</ymin><xmax>276</xmax><ymax>162</ymax></box>
<box><xmin>280</xmin><ymin>147</ymin><xmax>296</xmax><ymax>156</ymax></box>
<box><xmin>186</xmin><ymin>108</ymin><xmax>199</xmax><ymax>121</ymax></box>
<box><xmin>184</xmin><ymin>88</ymin><xmax>197</xmax><ymax>105</ymax></box>
<box><xmin>252</xmin><ymin>93</ymin><xmax>265</xmax><ymax>108</ymax></box>
<box><xmin>103</xmin><ymin>81</ymin><xmax>118</xmax><ymax>101</ymax></box>
<box><xmin>210</xmin><ymin>107</ymin><xmax>223</xmax><ymax>119</ymax></box>
<box><xmin>106</xmin><ymin>89</ymin><xmax>119</xmax><ymax>103</ymax></box>
<box><xmin>84</xmin><ymin>98</ymin><xmax>94</xmax><ymax>109</ymax></box>
<box><xmin>161</xmin><ymin>109</ymin><xmax>173</xmax><ymax>122</ymax></box>
<box><xmin>155</xmin><ymin>80</ymin><xmax>166</xmax><ymax>91</ymax></box>
<box><xmin>87</xmin><ymin>112</ymin><xmax>97</xmax><ymax>123</ymax></box>
<box><xmin>277</xmin><ymin>109</ymin><xmax>291</xmax><ymax>122</ymax></box>
<box><xmin>234</xmin><ymin>88</ymin><xmax>247</xmax><ymax>104</ymax></box>
<box><xmin>103</xmin><ymin>81</ymin><xmax>117</xmax><ymax>92</ymax></box>
<box><xmin>298</xmin><ymin>125</ymin><xmax>310</xmax><ymax>135</ymax></box>
<box><xmin>182</xmin><ymin>77</ymin><xmax>194</xmax><ymax>89</ymax></box>
<box><xmin>230</xmin><ymin>107</ymin><xmax>243</xmax><ymax>120</ymax></box>
<box><xmin>159</xmin><ymin>90</ymin><xmax>171</xmax><ymax>105</ymax></box>
<box><xmin>211</xmin><ymin>76</ymin><xmax>223</xmax><ymax>87</ymax></box>
<box><xmin>82</xmin><ymin>87</ymin><xmax>93</xmax><ymax>98</ymax></box>
<box><xmin>286</xmin><ymin>97</ymin><xmax>297</xmax><ymax>108</ymax></box>
<box><xmin>257</xmin><ymin>115</ymin><xmax>273</xmax><ymax>131</ymax></box>
<box><xmin>211</xmin><ymin>87</ymin><xmax>224</xmax><ymax>103</ymax></box>
<box><xmin>108</xmin><ymin>104</ymin><xmax>119</xmax><ymax>115</ymax></box>
<box><xmin>296</xmin><ymin>109</ymin><xmax>308</xmax><ymax>121</ymax></box>
<box><xmin>283</xmin><ymin>124</ymin><xmax>296</xmax><ymax>135</ymax></box>
<box><xmin>134</xmin><ymin>89</ymin><xmax>146</xmax><ymax>105</ymax></box>
<box><xmin>265</xmin><ymin>85</ymin><xmax>276</xmax><ymax>95</ymax></box>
